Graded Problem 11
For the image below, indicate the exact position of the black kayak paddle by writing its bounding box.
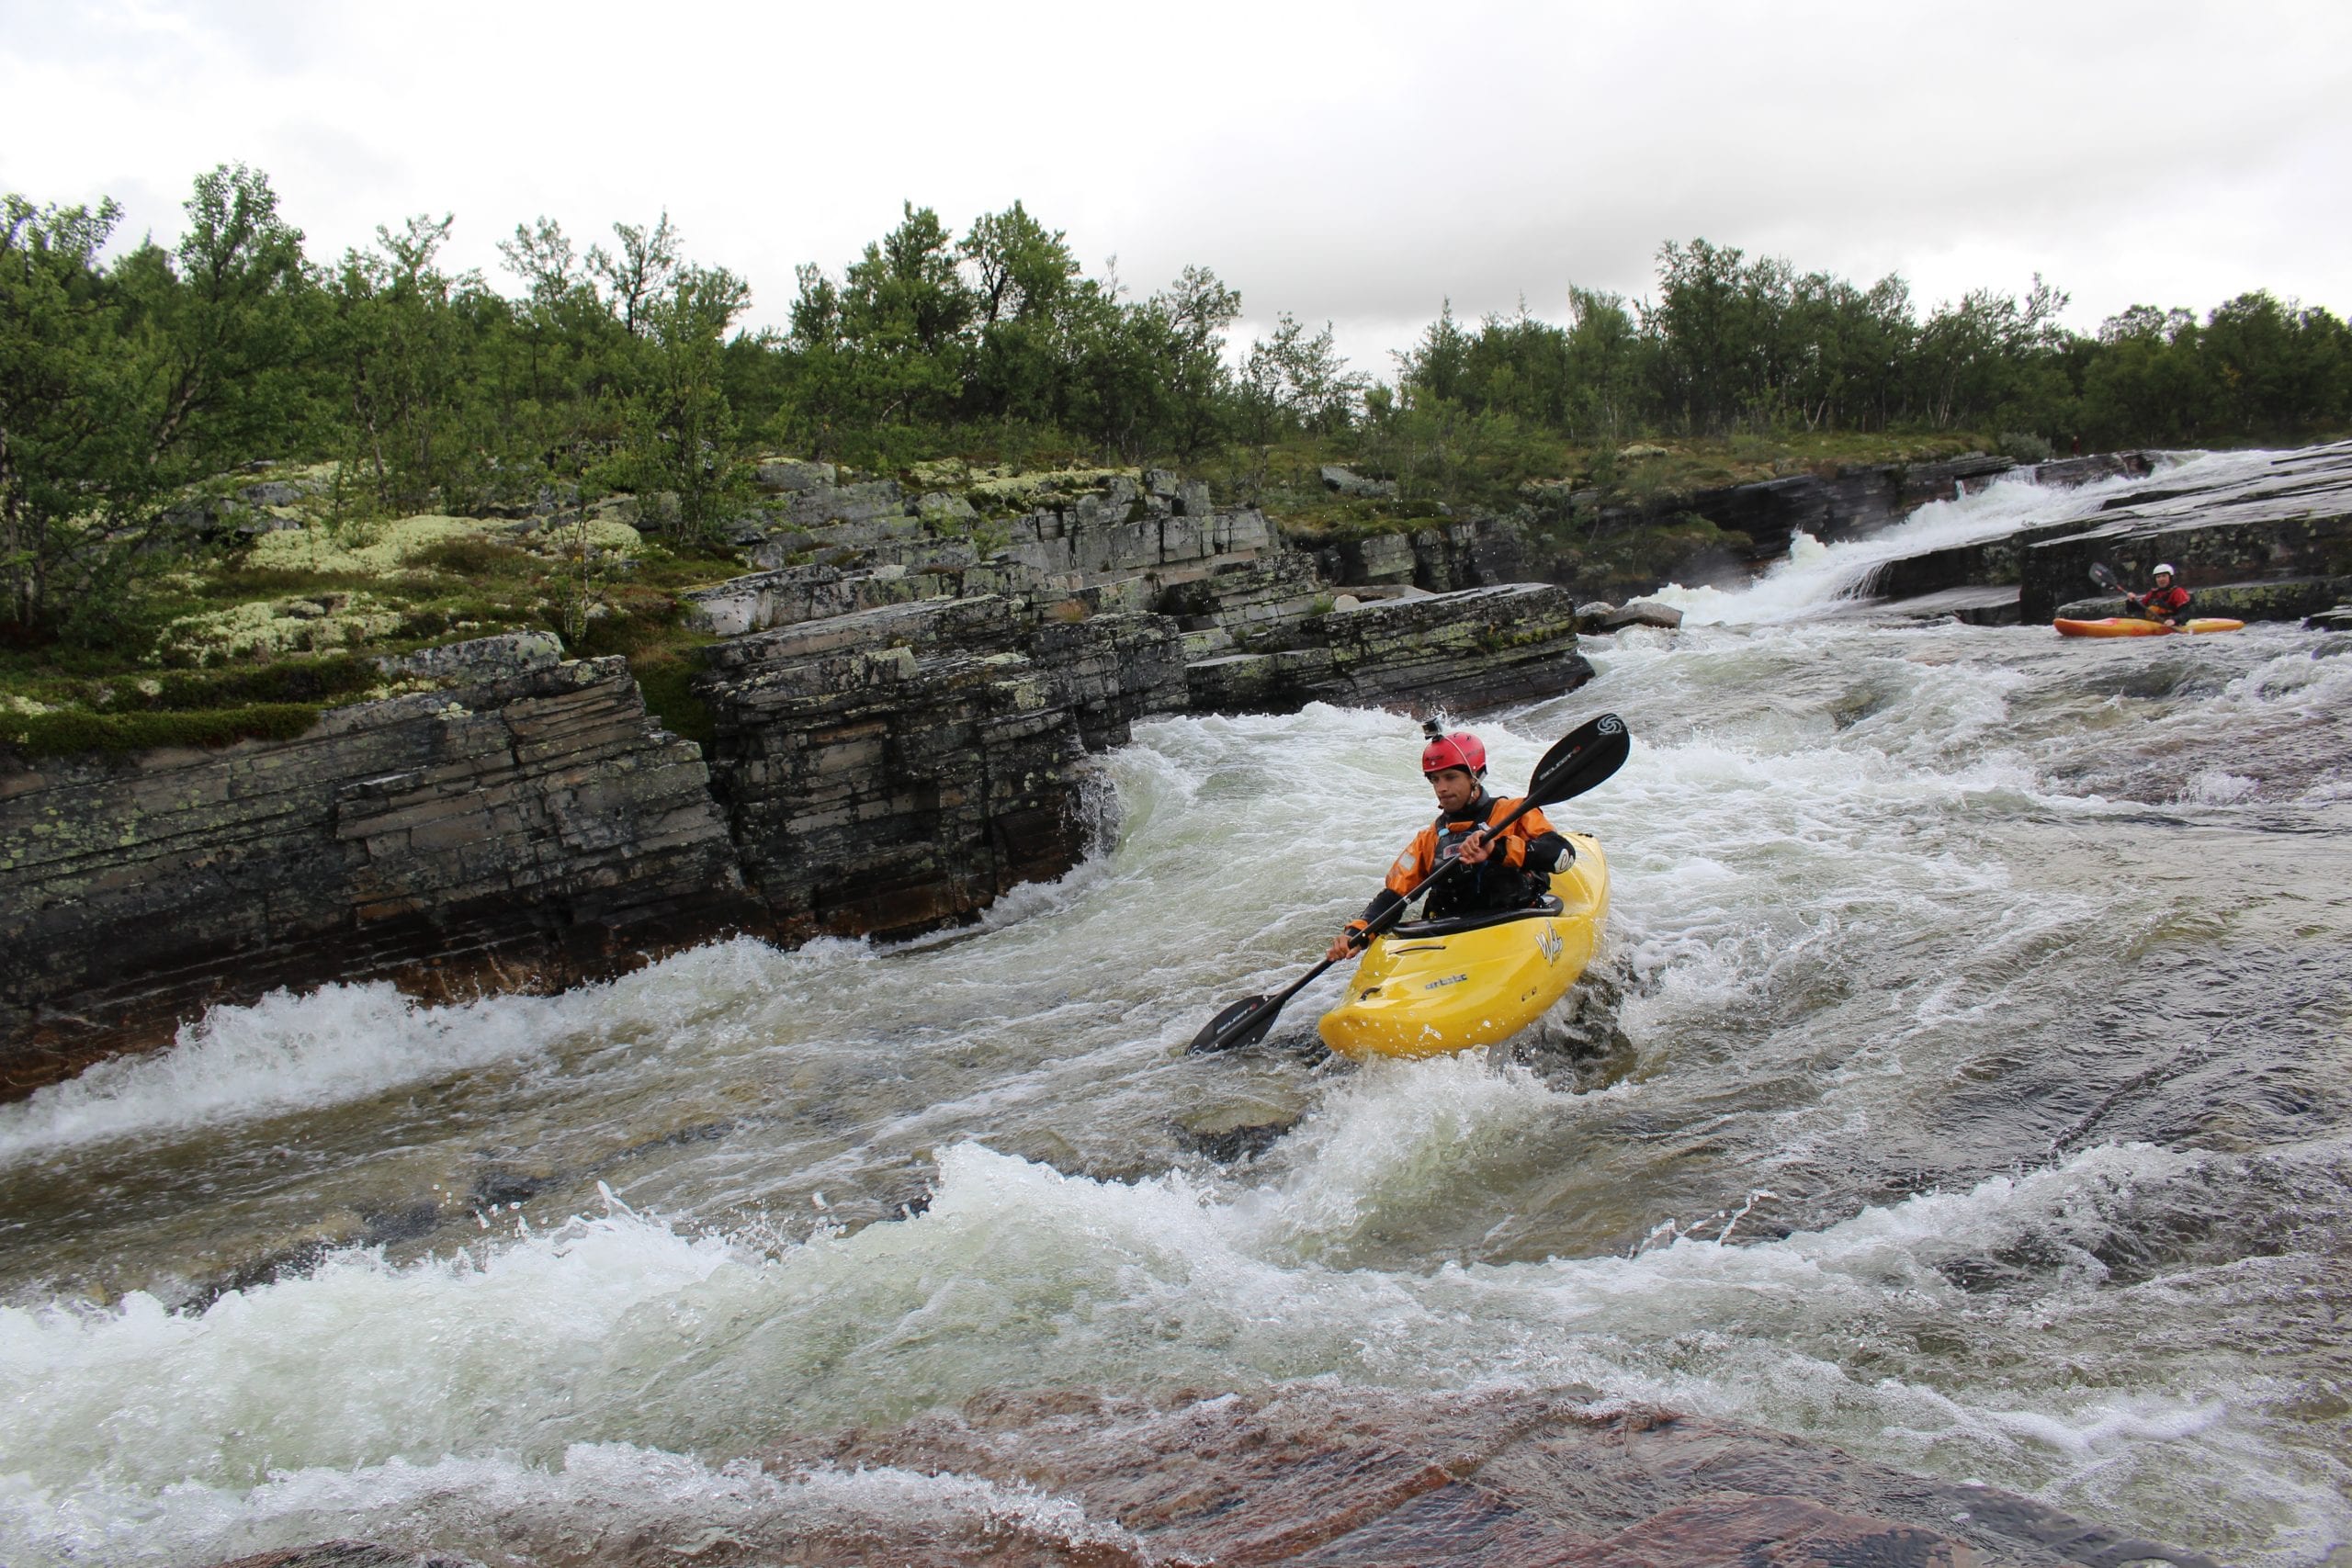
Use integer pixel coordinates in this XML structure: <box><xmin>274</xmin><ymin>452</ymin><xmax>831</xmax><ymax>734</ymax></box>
<box><xmin>1188</xmin><ymin>713</ymin><xmax>1632</xmax><ymax>1054</ymax></box>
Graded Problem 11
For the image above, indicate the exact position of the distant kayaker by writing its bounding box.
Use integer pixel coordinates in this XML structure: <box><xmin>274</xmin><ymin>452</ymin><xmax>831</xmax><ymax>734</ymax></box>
<box><xmin>2127</xmin><ymin>563</ymin><xmax>2192</xmax><ymax>626</ymax></box>
<box><xmin>1325</xmin><ymin>728</ymin><xmax>1575</xmax><ymax>961</ymax></box>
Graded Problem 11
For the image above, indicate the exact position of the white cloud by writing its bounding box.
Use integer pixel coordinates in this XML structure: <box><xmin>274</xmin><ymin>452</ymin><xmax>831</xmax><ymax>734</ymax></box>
<box><xmin>4</xmin><ymin>0</ymin><xmax>2346</xmax><ymax>381</ymax></box>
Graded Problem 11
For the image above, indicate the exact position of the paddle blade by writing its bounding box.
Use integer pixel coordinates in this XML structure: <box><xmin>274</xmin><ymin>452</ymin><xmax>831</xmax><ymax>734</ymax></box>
<box><xmin>2088</xmin><ymin>561</ymin><xmax>2124</xmax><ymax>592</ymax></box>
<box><xmin>1191</xmin><ymin>995</ymin><xmax>1278</xmax><ymax>1054</ymax></box>
<box><xmin>1524</xmin><ymin>713</ymin><xmax>1631</xmax><ymax>808</ymax></box>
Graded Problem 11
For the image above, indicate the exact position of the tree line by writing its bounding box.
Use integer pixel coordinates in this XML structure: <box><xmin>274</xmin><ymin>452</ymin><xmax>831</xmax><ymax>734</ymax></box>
<box><xmin>1389</xmin><ymin>238</ymin><xmax>2352</xmax><ymax>451</ymax></box>
<box><xmin>6</xmin><ymin>164</ymin><xmax>2347</xmax><ymax>639</ymax></box>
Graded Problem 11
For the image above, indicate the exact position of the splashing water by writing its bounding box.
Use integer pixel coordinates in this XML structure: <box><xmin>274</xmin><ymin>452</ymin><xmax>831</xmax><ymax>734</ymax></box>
<box><xmin>3</xmin><ymin>458</ymin><xmax>2349</xmax><ymax>1566</ymax></box>
<box><xmin>1650</xmin><ymin>449</ymin><xmax>2281</xmax><ymax>624</ymax></box>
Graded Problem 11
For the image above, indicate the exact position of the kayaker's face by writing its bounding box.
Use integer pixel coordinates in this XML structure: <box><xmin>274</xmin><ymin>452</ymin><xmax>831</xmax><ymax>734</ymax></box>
<box><xmin>1428</xmin><ymin>767</ymin><xmax>1479</xmax><ymax>815</ymax></box>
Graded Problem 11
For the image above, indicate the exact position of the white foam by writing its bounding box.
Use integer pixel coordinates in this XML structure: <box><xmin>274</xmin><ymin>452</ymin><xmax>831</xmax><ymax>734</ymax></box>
<box><xmin>1652</xmin><ymin>450</ymin><xmax>2279</xmax><ymax>626</ymax></box>
<box><xmin>2</xmin><ymin>1089</ymin><xmax>2340</xmax><ymax>1563</ymax></box>
<box><xmin>1</xmin><ymin>1441</ymin><xmax>1139</xmax><ymax>1568</ymax></box>
<box><xmin>7</xmin><ymin>475</ymin><xmax>2350</xmax><ymax>1565</ymax></box>
<box><xmin>0</xmin><ymin>982</ymin><xmax>576</xmax><ymax>1163</ymax></box>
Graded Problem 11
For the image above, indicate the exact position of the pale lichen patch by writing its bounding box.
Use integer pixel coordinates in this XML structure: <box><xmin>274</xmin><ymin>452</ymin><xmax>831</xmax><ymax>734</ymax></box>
<box><xmin>159</xmin><ymin>594</ymin><xmax>409</xmax><ymax>665</ymax></box>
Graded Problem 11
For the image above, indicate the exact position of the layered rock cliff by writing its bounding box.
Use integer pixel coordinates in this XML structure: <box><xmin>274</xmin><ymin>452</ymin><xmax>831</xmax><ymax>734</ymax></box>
<box><xmin>0</xmin><ymin>644</ymin><xmax>754</xmax><ymax>1096</ymax></box>
<box><xmin>3</xmin><ymin>464</ymin><xmax>1607</xmax><ymax>1093</ymax></box>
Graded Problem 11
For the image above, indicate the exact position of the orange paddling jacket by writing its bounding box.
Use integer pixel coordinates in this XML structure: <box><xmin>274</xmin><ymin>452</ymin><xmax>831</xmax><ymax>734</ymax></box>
<box><xmin>1356</xmin><ymin>793</ymin><xmax>1572</xmax><ymax>928</ymax></box>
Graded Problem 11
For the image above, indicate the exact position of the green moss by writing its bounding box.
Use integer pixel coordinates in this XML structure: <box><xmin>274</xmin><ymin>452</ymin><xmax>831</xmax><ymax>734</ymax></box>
<box><xmin>628</xmin><ymin>649</ymin><xmax>716</xmax><ymax>752</ymax></box>
<box><xmin>6</xmin><ymin>703</ymin><xmax>323</xmax><ymax>760</ymax></box>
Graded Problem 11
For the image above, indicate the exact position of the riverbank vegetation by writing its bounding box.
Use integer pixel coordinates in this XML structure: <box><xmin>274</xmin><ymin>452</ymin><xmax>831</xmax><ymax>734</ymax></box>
<box><xmin>6</xmin><ymin>163</ymin><xmax>2348</xmax><ymax>718</ymax></box>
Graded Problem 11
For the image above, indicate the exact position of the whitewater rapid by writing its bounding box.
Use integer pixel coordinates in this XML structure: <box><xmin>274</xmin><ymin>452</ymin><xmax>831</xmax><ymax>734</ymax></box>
<box><xmin>1649</xmin><ymin>447</ymin><xmax>2279</xmax><ymax>624</ymax></box>
<box><xmin>3</xmin><ymin>459</ymin><xmax>2348</xmax><ymax>1566</ymax></box>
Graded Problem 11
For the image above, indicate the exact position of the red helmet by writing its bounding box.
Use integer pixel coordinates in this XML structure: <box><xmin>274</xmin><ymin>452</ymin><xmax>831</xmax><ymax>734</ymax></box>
<box><xmin>1420</xmin><ymin>730</ymin><xmax>1487</xmax><ymax>776</ymax></box>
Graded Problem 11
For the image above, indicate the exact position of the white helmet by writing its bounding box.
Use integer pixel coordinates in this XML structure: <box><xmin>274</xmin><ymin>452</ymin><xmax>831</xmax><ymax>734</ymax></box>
<box><xmin>2154</xmin><ymin>563</ymin><xmax>2177</xmax><ymax>577</ymax></box>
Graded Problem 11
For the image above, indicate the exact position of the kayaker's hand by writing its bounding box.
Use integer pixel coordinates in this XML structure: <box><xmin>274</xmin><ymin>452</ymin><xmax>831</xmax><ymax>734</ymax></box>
<box><xmin>1326</xmin><ymin>919</ymin><xmax>1372</xmax><ymax>962</ymax></box>
<box><xmin>1455</xmin><ymin>830</ymin><xmax>1494</xmax><ymax>866</ymax></box>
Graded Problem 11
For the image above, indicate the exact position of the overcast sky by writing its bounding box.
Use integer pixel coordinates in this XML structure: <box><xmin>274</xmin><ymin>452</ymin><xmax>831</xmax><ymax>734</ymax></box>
<box><xmin>6</xmin><ymin>0</ymin><xmax>2348</xmax><ymax>376</ymax></box>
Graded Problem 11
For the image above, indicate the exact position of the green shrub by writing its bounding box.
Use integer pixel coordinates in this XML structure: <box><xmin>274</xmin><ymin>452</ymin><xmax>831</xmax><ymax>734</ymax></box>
<box><xmin>627</xmin><ymin>649</ymin><xmax>716</xmax><ymax>751</ymax></box>
<box><xmin>6</xmin><ymin>703</ymin><xmax>323</xmax><ymax>759</ymax></box>
<box><xmin>413</xmin><ymin>535</ymin><xmax>535</xmax><ymax>577</ymax></box>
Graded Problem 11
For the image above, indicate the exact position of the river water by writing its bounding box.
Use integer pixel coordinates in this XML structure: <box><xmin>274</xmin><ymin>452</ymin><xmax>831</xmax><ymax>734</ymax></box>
<box><xmin>3</xmin><ymin>455</ymin><xmax>2347</xmax><ymax>1566</ymax></box>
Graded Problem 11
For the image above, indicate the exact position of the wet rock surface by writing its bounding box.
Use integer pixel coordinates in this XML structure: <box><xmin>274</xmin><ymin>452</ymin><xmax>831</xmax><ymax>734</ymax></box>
<box><xmin>205</xmin><ymin>1386</ymin><xmax>2216</xmax><ymax>1568</ymax></box>
<box><xmin>209</xmin><ymin>1546</ymin><xmax>470</xmax><ymax>1568</ymax></box>
<box><xmin>1488</xmin><ymin>453</ymin><xmax>2036</xmax><ymax>602</ymax></box>
<box><xmin>753</xmin><ymin>1385</ymin><xmax>2217</xmax><ymax>1568</ymax></box>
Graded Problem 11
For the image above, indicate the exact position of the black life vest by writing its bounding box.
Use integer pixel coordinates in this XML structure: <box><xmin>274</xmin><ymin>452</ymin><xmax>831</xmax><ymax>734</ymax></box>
<box><xmin>1424</xmin><ymin>795</ymin><xmax>1545</xmax><ymax>919</ymax></box>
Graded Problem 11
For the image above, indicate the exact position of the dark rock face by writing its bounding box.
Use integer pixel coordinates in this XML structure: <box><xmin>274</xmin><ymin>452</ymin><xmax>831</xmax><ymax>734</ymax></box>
<box><xmin>1310</xmin><ymin>454</ymin><xmax>2061</xmax><ymax>608</ymax></box>
<box><xmin>1556</xmin><ymin>460</ymin><xmax>1982</xmax><ymax>587</ymax></box>
<box><xmin>2025</xmin><ymin>451</ymin><xmax>2158</xmax><ymax>489</ymax></box>
<box><xmin>2018</xmin><ymin>443</ymin><xmax>2352</xmax><ymax>622</ymax></box>
<box><xmin>1186</xmin><ymin>584</ymin><xmax>1594</xmax><ymax>716</ymax></box>
<box><xmin>694</xmin><ymin>597</ymin><xmax>1184</xmax><ymax>942</ymax></box>
<box><xmin>0</xmin><ymin>655</ymin><xmax>757</xmax><ymax>1097</ymax></box>
<box><xmin>2056</xmin><ymin>578</ymin><xmax>2352</xmax><ymax>623</ymax></box>
<box><xmin>1159</xmin><ymin>551</ymin><xmax>1331</xmax><ymax>652</ymax></box>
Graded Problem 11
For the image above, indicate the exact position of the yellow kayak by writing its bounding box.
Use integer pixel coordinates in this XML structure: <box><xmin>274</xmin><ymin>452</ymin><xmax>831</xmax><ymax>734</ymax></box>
<box><xmin>1319</xmin><ymin>833</ymin><xmax>1609</xmax><ymax>1059</ymax></box>
<box><xmin>2054</xmin><ymin>616</ymin><xmax>2245</xmax><ymax>637</ymax></box>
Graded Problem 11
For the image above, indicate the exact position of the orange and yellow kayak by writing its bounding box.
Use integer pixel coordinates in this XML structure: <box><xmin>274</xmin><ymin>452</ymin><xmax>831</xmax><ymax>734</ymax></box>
<box><xmin>2054</xmin><ymin>616</ymin><xmax>2245</xmax><ymax>637</ymax></box>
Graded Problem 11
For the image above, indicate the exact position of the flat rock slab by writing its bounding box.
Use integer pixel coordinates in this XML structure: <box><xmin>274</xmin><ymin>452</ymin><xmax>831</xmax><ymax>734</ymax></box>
<box><xmin>1842</xmin><ymin>585</ymin><xmax>2023</xmax><ymax>626</ymax></box>
<box><xmin>753</xmin><ymin>1384</ymin><xmax>2213</xmax><ymax>1568</ymax></box>
<box><xmin>1185</xmin><ymin>582</ymin><xmax>1593</xmax><ymax>716</ymax></box>
<box><xmin>201</xmin><ymin>1385</ymin><xmax>2212</xmax><ymax>1568</ymax></box>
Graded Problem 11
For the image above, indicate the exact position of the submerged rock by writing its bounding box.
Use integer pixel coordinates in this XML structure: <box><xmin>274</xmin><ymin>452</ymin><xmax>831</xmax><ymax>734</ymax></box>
<box><xmin>209</xmin><ymin>1547</ymin><xmax>469</xmax><ymax>1568</ymax></box>
<box><xmin>200</xmin><ymin>1384</ymin><xmax>2213</xmax><ymax>1566</ymax></box>
<box><xmin>747</xmin><ymin>1383</ymin><xmax>2219</xmax><ymax>1567</ymax></box>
